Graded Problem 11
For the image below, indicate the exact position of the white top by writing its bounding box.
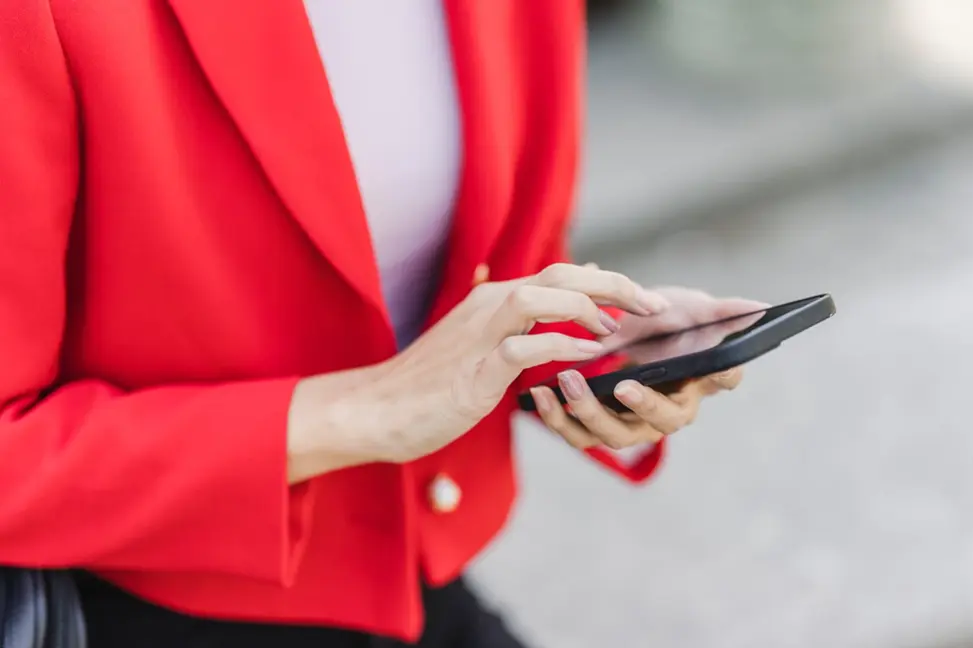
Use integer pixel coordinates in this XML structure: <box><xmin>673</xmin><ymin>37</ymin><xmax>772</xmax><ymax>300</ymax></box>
<box><xmin>303</xmin><ymin>0</ymin><xmax>462</xmax><ymax>347</ymax></box>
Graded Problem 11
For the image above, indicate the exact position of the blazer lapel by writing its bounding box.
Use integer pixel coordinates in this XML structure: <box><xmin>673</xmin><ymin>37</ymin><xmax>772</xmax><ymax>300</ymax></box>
<box><xmin>166</xmin><ymin>0</ymin><xmax>384</xmax><ymax>314</ymax></box>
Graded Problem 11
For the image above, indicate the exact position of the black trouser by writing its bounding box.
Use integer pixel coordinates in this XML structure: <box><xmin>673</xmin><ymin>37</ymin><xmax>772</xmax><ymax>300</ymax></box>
<box><xmin>76</xmin><ymin>572</ymin><xmax>530</xmax><ymax>648</ymax></box>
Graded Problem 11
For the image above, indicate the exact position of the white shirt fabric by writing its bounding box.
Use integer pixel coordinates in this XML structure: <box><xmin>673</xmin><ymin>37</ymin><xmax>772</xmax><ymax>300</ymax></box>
<box><xmin>303</xmin><ymin>0</ymin><xmax>462</xmax><ymax>347</ymax></box>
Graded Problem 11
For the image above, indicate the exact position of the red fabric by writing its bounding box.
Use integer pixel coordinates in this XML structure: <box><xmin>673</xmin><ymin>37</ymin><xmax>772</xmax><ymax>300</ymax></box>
<box><xmin>0</xmin><ymin>0</ymin><xmax>662</xmax><ymax>641</ymax></box>
<box><xmin>585</xmin><ymin>444</ymin><xmax>666</xmax><ymax>483</ymax></box>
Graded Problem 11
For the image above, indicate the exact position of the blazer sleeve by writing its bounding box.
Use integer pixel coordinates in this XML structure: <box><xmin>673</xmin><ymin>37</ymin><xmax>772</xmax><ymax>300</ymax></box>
<box><xmin>0</xmin><ymin>0</ymin><xmax>315</xmax><ymax>585</ymax></box>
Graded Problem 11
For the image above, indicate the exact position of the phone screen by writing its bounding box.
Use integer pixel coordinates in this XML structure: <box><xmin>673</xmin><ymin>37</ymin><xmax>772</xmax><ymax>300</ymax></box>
<box><xmin>570</xmin><ymin>296</ymin><xmax>820</xmax><ymax>380</ymax></box>
<box><xmin>520</xmin><ymin>295</ymin><xmax>831</xmax><ymax>411</ymax></box>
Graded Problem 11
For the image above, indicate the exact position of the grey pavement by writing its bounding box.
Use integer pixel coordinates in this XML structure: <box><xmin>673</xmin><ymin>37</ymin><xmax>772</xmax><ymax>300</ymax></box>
<box><xmin>470</xmin><ymin>134</ymin><xmax>973</xmax><ymax>648</ymax></box>
<box><xmin>574</xmin><ymin>11</ymin><xmax>973</xmax><ymax>253</ymax></box>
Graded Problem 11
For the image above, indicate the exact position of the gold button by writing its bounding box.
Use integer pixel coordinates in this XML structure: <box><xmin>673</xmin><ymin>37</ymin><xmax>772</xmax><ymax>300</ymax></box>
<box><xmin>472</xmin><ymin>263</ymin><xmax>490</xmax><ymax>287</ymax></box>
<box><xmin>428</xmin><ymin>474</ymin><xmax>462</xmax><ymax>514</ymax></box>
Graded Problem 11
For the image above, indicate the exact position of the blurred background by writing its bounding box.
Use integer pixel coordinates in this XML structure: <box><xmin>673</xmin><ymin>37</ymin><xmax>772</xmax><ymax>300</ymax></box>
<box><xmin>470</xmin><ymin>1</ymin><xmax>973</xmax><ymax>647</ymax></box>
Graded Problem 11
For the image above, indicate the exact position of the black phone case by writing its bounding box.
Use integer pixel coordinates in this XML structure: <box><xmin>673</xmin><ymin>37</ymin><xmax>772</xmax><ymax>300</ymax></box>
<box><xmin>518</xmin><ymin>293</ymin><xmax>836</xmax><ymax>413</ymax></box>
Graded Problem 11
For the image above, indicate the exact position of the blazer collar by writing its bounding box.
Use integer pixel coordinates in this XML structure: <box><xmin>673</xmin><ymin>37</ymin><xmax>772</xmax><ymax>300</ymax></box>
<box><xmin>166</xmin><ymin>0</ymin><xmax>508</xmax><ymax>316</ymax></box>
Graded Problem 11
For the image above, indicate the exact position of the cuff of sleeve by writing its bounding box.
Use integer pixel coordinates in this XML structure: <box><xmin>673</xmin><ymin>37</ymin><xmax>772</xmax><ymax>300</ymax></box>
<box><xmin>166</xmin><ymin>376</ymin><xmax>318</xmax><ymax>584</ymax></box>
<box><xmin>0</xmin><ymin>376</ymin><xmax>319</xmax><ymax>582</ymax></box>
<box><xmin>248</xmin><ymin>378</ymin><xmax>318</xmax><ymax>586</ymax></box>
<box><xmin>584</xmin><ymin>438</ymin><xmax>666</xmax><ymax>484</ymax></box>
<box><xmin>282</xmin><ymin>480</ymin><xmax>317</xmax><ymax>587</ymax></box>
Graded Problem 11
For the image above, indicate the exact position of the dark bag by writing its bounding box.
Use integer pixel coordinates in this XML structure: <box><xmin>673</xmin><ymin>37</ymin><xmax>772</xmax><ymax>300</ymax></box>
<box><xmin>0</xmin><ymin>569</ymin><xmax>86</xmax><ymax>648</ymax></box>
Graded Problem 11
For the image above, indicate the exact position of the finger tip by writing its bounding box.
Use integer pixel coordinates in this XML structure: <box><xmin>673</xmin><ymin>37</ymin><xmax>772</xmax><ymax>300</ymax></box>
<box><xmin>530</xmin><ymin>387</ymin><xmax>551</xmax><ymax>413</ymax></box>
<box><xmin>613</xmin><ymin>380</ymin><xmax>644</xmax><ymax>403</ymax></box>
<box><xmin>725</xmin><ymin>297</ymin><xmax>771</xmax><ymax>312</ymax></box>
<box><xmin>635</xmin><ymin>286</ymin><xmax>671</xmax><ymax>315</ymax></box>
<box><xmin>648</xmin><ymin>298</ymin><xmax>672</xmax><ymax>314</ymax></box>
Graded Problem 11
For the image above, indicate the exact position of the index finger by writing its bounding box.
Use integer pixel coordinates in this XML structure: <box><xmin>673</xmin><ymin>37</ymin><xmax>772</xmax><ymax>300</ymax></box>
<box><xmin>529</xmin><ymin>263</ymin><xmax>668</xmax><ymax>316</ymax></box>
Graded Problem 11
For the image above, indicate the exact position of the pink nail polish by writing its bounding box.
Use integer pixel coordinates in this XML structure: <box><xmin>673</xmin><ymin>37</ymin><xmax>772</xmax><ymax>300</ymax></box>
<box><xmin>598</xmin><ymin>310</ymin><xmax>621</xmax><ymax>334</ymax></box>
<box><xmin>558</xmin><ymin>371</ymin><xmax>586</xmax><ymax>400</ymax></box>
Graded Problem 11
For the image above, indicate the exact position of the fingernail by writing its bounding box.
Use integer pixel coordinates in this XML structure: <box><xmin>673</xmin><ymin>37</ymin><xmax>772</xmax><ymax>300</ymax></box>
<box><xmin>637</xmin><ymin>288</ymin><xmax>670</xmax><ymax>314</ymax></box>
<box><xmin>575</xmin><ymin>339</ymin><xmax>604</xmax><ymax>355</ymax></box>
<box><xmin>614</xmin><ymin>381</ymin><xmax>643</xmax><ymax>404</ymax></box>
<box><xmin>530</xmin><ymin>388</ymin><xmax>551</xmax><ymax>414</ymax></box>
<box><xmin>598</xmin><ymin>310</ymin><xmax>621</xmax><ymax>334</ymax></box>
<box><xmin>558</xmin><ymin>371</ymin><xmax>586</xmax><ymax>400</ymax></box>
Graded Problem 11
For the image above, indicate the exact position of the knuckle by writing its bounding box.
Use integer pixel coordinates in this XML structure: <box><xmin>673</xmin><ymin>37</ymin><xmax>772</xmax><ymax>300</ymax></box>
<box><xmin>656</xmin><ymin>415</ymin><xmax>683</xmax><ymax>435</ymax></box>
<box><xmin>545</xmin><ymin>411</ymin><xmax>569</xmax><ymax>430</ymax></box>
<box><xmin>628</xmin><ymin>397</ymin><xmax>658</xmax><ymax>420</ymax></box>
<box><xmin>496</xmin><ymin>337</ymin><xmax>523</xmax><ymax>364</ymax></box>
<box><xmin>608</xmin><ymin>271</ymin><xmax>632</xmax><ymax>291</ymax></box>
<box><xmin>579</xmin><ymin>294</ymin><xmax>601</xmax><ymax>319</ymax></box>
<box><xmin>638</xmin><ymin>392</ymin><xmax>660</xmax><ymax>412</ymax></box>
<box><xmin>506</xmin><ymin>285</ymin><xmax>535</xmax><ymax>313</ymax></box>
<box><xmin>606</xmin><ymin>271</ymin><xmax>636</xmax><ymax>297</ymax></box>
<box><xmin>468</xmin><ymin>282</ymin><xmax>493</xmax><ymax>305</ymax></box>
<box><xmin>549</xmin><ymin>333</ymin><xmax>578</xmax><ymax>356</ymax></box>
<box><xmin>672</xmin><ymin>407</ymin><xmax>696</xmax><ymax>430</ymax></box>
<box><xmin>563</xmin><ymin>292</ymin><xmax>598</xmax><ymax>324</ymax></box>
<box><xmin>538</xmin><ymin>263</ymin><xmax>572</xmax><ymax>286</ymax></box>
<box><xmin>569</xmin><ymin>399</ymin><xmax>598</xmax><ymax>420</ymax></box>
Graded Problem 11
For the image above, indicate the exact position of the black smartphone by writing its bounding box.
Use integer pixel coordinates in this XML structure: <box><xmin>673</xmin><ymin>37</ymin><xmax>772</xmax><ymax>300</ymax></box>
<box><xmin>518</xmin><ymin>293</ymin><xmax>836</xmax><ymax>413</ymax></box>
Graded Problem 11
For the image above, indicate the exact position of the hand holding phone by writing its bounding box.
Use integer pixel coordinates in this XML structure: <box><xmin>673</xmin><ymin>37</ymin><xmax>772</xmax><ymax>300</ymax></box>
<box><xmin>520</xmin><ymin>293</ymin><xmax>836</xmax><ymax>413</ymax></box>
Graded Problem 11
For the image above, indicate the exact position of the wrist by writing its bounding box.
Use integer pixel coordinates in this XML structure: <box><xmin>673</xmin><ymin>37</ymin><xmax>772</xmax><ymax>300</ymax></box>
<box><xmin>286</xmin><ymin>362</ymin><xmax>400</xmax><ymax>483</ymax></box>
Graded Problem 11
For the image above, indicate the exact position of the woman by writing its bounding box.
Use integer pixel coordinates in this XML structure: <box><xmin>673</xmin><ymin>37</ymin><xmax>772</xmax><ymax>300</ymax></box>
<box><xmin>0</xmin><ymin>1</ymin><xmax>761</xmax><ymax>646</ymax></box>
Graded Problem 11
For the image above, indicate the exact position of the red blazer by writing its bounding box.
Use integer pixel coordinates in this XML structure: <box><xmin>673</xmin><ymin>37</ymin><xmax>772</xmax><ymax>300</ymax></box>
<box><xmin>0</xmin><ymin>0</ymin><xmax>664</xmax><ymax>640</ymax></box>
